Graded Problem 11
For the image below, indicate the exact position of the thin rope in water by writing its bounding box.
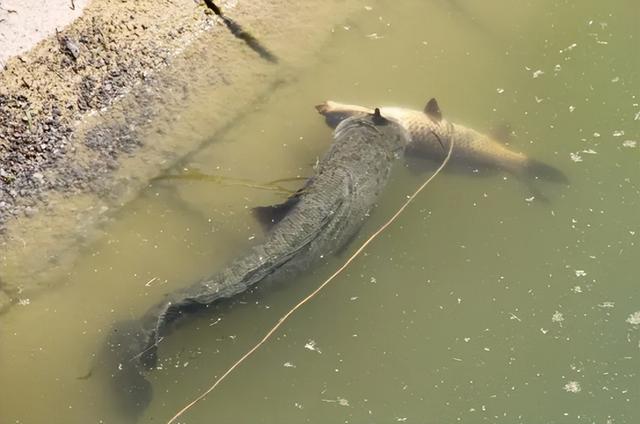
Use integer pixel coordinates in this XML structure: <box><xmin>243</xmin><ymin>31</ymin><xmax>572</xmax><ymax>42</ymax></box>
<box><xmin>167</xmin><ymin>138</ymin><xmax>454</xmax><ymax>424</ymax></box>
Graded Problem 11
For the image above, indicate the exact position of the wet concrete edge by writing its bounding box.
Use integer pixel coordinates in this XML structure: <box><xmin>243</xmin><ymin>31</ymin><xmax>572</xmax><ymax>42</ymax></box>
<box><xmin>0</xmin><ymin>0</ymin><xmax>361</xmax><ymax>312</ymax></box>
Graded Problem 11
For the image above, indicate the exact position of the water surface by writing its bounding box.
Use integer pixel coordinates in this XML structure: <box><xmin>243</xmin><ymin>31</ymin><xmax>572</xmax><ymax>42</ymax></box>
<box><xmin>1</xmin><ymin>0</ymin><xmax>638</xmax><ymax>422</ymax></box>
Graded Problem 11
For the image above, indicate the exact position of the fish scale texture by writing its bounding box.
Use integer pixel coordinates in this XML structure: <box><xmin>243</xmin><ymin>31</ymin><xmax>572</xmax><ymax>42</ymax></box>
<box><xmin>102</xmin><ymin>114</ymin><xmax>408</xmax><ymax>414</ymax></box>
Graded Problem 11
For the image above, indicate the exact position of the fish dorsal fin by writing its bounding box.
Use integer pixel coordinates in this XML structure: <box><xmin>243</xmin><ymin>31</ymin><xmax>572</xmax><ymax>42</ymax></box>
<box><xmin>251</xmin><ymin>194</ymin><xmax>301</xmax><ymax>232</ymax></box>
<box><xmin>372</xmin><ymin>108</ymin><xmax>390</xmax><ymax>125</ymax></box>
<box><xmin>424</xmin><ymin>98</ymin><xmax>442</xmax><ymax>122</ymax></box>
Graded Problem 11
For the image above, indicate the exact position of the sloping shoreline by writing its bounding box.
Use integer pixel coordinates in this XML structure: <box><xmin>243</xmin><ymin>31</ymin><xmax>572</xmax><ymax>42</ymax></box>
<box><xmin>0</xmin><ymin>0</ymin><xmax>361</xmax><ymax>312</ymax></box>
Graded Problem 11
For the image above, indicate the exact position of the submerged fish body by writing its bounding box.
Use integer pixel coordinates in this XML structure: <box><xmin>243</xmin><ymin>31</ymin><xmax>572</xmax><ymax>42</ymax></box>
<box><xmin>316</xmin><ymin>100</ymin><xmax>567</xmax><ymax>182</ymax></box>
<box><xmin>103</xmin><ymin>111</ymin><xmax>409</xmax><ymax>413</ymax></box>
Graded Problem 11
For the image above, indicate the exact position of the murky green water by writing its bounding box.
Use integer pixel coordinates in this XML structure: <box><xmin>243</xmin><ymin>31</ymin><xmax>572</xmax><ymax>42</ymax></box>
<box><xmin>2</xmin><ymin>0</ymin><xmax>639</xmax><ymax>422</ymax></box>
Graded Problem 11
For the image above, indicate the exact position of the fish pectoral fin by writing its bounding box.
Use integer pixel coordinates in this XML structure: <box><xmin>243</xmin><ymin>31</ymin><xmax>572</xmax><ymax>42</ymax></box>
<box><xmin>251</xmin><ymin>195</ymin><xmax>301</xmax><ymax>231</ymax></box>
<box><xmin>424</xmin><ymin>98</ymin><xmax>443</xmax><ymax>122</ymax></box>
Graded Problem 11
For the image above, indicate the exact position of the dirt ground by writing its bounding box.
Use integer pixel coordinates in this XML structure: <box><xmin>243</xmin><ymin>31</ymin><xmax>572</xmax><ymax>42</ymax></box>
<box><xmin>0</xmin><ymin>0</ymin><xmax>360</xmax><ymax>312</ymax></box>
<box><xmin>0</xmin><ymin>0</ymin><xmax>90</xmax><ymax>68</ymax></box>
<box><xmin>0</xmin><ymin>0</ymin><xmax>216</xmax><ymax>228</ymax></box>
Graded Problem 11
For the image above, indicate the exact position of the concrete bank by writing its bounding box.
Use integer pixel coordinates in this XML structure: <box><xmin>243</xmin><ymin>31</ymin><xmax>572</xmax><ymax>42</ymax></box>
<box><xmin>0</xmin><ymin>0</ymin><xmax>362</xmax><ymax>312</ymax></box>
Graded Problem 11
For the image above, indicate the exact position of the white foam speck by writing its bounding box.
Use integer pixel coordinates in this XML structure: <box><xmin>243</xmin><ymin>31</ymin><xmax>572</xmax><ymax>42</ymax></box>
<box><xmin>304</xmin><ymin>340</ymin><xmax>322</xmax><ymax>354</ymax></box>
<box><xmin>626</xmin><ymin>311</ymin><xmax>640</xmax><ymax>325</ymax></box>
<box><xmin>552</xmin><ymin>311</ymin><xmax>564</xmax><ymax>323</ymax></box>
<box><xmin>563</xmin><ymin>381</ymin><xmax>581</xmax><ymax>393</ymax></box>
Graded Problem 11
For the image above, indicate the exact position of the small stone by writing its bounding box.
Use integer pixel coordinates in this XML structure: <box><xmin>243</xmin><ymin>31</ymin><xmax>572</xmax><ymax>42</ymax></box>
<box><xmin>24</xmin><ymin>206</ymin><xmax>38</xmax><ymax>218</ymax></box>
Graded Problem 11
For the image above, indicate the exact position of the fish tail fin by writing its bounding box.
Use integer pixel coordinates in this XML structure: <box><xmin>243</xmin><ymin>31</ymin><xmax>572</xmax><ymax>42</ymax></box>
<box><xmin>523</xmin><ymin>159</ymin><xmax>569</xmax><ymax>183</ymax></box>
<box><xmin>315</xmin><ymin>101</ymin><xmax>371</xmax><ymax>128</ymax></box>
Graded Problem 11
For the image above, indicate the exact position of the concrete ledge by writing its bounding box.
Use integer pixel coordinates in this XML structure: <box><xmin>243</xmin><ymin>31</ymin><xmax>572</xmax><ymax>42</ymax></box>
<box><xmin>0</xmin><ymin>0</ymin><xmax>358</xmax><ymax>312</ymax></box>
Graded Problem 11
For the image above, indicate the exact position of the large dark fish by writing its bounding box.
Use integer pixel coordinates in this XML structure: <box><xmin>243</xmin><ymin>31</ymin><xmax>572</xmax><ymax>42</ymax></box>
<box><xmin>317</xmin><ymin>99</ymin><xmax>568</xmax><ymax>183</ymax></box>
<box><xmin>101</xmin><ymin>110</ymin><xmax>410</xmax><ymax>415</ymax></box>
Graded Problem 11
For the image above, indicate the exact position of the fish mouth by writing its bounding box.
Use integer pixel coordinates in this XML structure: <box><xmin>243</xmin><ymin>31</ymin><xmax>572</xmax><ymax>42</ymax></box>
<box><xmin>314</xmin><ymin>102</ymin><xmax>330</xmax><ymax>114</ymax></box>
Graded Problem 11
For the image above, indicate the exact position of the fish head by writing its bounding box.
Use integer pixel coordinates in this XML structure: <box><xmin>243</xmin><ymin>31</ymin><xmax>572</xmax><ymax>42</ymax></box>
<box><xmin>334</xmin><ymin>109</ymin><xmax>410</xmax><ymax>152</ymax></box>
<box><xmin>315</xmin><ymin>100</ymin><xmax>373</xmax><ymax>128</ymax></box>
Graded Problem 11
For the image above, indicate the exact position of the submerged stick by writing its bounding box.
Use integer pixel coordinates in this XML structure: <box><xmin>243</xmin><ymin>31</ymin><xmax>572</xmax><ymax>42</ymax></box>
<box><xmin>166</xmin><ymin>136</ymin><xmax>455</xmax><ymax>424</ymax></box>
<box><xmin>203</xmin><ymin>0</ymin><xmax>279</xmax><ymax>63</ymax></box>
<box><xmin>155</xmin><ymin>171</ymin><xmax>299</xmax><ymax>195</ymax></box>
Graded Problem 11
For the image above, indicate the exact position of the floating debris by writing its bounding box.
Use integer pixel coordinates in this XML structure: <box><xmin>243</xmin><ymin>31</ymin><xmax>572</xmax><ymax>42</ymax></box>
<box><xmin>559</xmin><ymin>43</ymin><xmax>578</xmax><ymax>54</ymax></box>
<box><xmin>597</xmin><ymin>301</ymin><xmax>615</xmax><ymax>309</ymax></box>
<box><xmin>626</xmin><ymin>311</ymin><xmax>640</xmax><ymax>325</ymax></box>
<box><xmin>613</xmin><ymin>130</ymin><xmax>625</xmax><ymax>137</ymax></box>
<box><xmin>304</xmin><ymin>340</ymin><xmax>322</xmax><ymax>354</ymax></box>
<box><xmin>496</xmin><ymin>88</ymin><xmax>505</xmax><ymax>94</ymax></box>
<box><xmin>321</xmin><ymin>397</ymin><xmax>350</xmax><ymax>407</ymax></box>
<box><xmin>622</xmin><ymin>140</ymin><xmax>637</xmax><ymax>148</ymax></box>
<box><xmin>563</xmin><ymin>381</ymin><xmax>582</xmax><ymax>393</ymax></box>
<box><xmin>283</xmin><ymin>362</ymin><xmax>296</xmax><ymax>368</ymax></box>
<box><xmin>552</xmin><ymin>311</ymin><xmax>564</xmax><ymax>324</ymax></box>
<box><xmin>570</xmin><ymin>152</ymin><xmax>583</xmax><ymax>162</ymax></box>
<box><xmin>532</xmin><ymin>70</ymin><xmax>544</xmax><ymax>78</ymax></box>
<box><xmin>575</xmin><ymin>269</ymin><xmax>587</xmax><ymax>277</ymax></box>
